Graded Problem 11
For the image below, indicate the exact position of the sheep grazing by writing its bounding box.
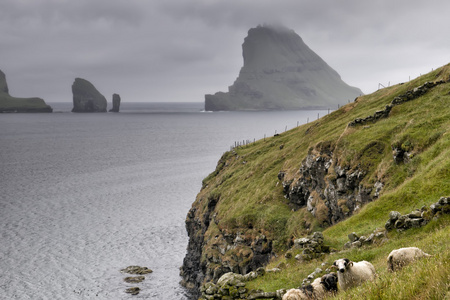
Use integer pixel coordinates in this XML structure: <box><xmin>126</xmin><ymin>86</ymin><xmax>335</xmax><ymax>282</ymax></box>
<box><xmin>282</xmin><ymin>272</ymin><xmax>338</xmax><ymax>300</ymax></box>
<box><xmin>387</xmin><ymin>247</ymin><xmax>431</xmax><ymax>272</ymax></box>
<box><xmin>332</xmin><ymin>258</ymin><xmax>376</xmax><ymax>291</ymax></box>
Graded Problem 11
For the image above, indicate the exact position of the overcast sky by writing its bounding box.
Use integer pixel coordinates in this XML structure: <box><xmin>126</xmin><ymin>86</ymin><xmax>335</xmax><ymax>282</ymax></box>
<box><xmin>1</xmin><ymin>0</ymin><xmax>449</xmax><ymax>103</ymax></box>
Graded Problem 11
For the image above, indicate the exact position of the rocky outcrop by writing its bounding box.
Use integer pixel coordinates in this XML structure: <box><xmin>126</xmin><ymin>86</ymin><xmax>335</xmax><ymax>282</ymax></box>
<box><xmin>71</xmin><ymin>78</ymin><xmax>107</xmax><ymax>112</ymax></box>
<box><xmin>109</xmin><ymin>93</ymin><xmax>121</xmax><ymax>112</ymax></box>
<box><xmin>180</xmin><ymin>191</ymin><xmax>273</xmax><ymax>298</ymax></box>
<box><xmin>281</xmin><ymin>143</ymin><xmax>381</xmax><ymax>226</ymax></box>
<box><xmin>0</xmin><ymin>69</ymin><xmax>52</xmax><ymax>113</ymax></box>
<box><xmin>385</xmin><ymin>197</ymin><xmax>450</xmax><ymax>232</ymax></box>
<box><xmin>205</xmin><ymin>24</ymin><xmax>362</xmax><ymax>111</ymax></box>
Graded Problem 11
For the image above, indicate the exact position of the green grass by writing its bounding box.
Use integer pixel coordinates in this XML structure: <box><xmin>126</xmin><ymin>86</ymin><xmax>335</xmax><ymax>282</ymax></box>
<box><xmin>191</xmin><ymin>63</ymin><xmax>450</xmax><ymax>298</ymax></box>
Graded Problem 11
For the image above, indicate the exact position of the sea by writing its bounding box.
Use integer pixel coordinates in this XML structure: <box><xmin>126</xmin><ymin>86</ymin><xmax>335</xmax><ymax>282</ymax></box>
<box><xmin>0</xmin><ymin>102</ymin><xmax>328</xmax><ymax>299</ymax></box>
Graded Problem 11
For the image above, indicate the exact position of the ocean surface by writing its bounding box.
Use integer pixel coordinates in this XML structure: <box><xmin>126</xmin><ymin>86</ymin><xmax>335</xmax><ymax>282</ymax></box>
<box><xmin>0</xmin><ymin>102</ymin><xmax>328</xmax><ymax>299</ymax></box>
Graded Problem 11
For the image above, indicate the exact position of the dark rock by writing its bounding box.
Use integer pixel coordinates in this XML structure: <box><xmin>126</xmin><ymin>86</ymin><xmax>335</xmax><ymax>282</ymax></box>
<box><xmin>205</xmin><ymin>24</ymin><xmax>362</xmax><ymax>111</ymax></box>
<box><xmin>121</xmin><ymin>265</ymin><xmax>153</xmax><ymax>275</ymax></box>
<box><xmin>71</xmin><ymin>78</ymin><xmax>107</xmax><ymax>112</ymax></box>
<box><xmin>109</xmin><ymin>93</ymin><xmax>121</xmax><ymax>112</ymax></box>
<box><xmin>125</xmin><ymin>287</ymin><xmax>140</xmax><ymax>295</ymax></box>
<box><xmin>124</xmin><ymin>276</ymin><xmax>145</xmax><ymax>283</ymax></box>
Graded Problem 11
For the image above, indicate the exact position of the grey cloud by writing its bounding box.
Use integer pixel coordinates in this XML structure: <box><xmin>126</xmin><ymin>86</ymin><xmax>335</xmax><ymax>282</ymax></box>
<box><xmin>1</xmin><ymin>0</ymin><xmax>449</xmax><ymax>103</ymax></box>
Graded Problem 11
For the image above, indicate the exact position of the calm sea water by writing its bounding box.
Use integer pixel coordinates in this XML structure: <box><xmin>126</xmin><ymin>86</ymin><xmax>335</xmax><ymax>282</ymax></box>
<box><xmin>0</xmin><ymin>103</ymin><xmax>327</xmax><ymax>299</ymax></box>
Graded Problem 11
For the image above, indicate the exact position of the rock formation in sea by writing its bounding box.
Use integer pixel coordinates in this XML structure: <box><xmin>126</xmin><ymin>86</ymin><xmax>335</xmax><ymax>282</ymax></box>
<box><xmin>0</xmin><ymin>69</ymin><xmax>53</xmax><ymax>113</ymax></box>
<box><xmin>109</xmin><ymin>93</ymin><xmax>121</xmax><ymax>112</ymax></box>
<box><xmin>71</xmin><ymin>78</ymin><xmax>107</xmax><ymax>112</ymax></box>
<box><xmin>205</xmin><ymin>24</ymin><xmax>363</xmax><ymax>111</ymax></box>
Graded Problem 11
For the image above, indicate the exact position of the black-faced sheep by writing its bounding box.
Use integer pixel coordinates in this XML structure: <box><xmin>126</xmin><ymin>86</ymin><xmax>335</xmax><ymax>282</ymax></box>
<box><xmin>332</xmin><ymin>258</ymin><xmax>376</xmax><ymax>291</ymax></box>
<box><xmin>387</xmin><ymin>247</ymin><xmax>431</xmax><ymax>272</ymax></box>
<box><xmin>282</xmin><ymin>272</ymin><xmax>338</xmax><ymax>300</ymax></box>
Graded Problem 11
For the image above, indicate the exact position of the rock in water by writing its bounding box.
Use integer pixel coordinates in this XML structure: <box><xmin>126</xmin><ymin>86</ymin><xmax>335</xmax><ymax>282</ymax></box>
<box><xmin>205</xmin><ymin>24</ymin><xmax>362</xmax><ymax>111</ymax></box>
<box><xmin>109</xmin><ymin>93</ymin><xmax>121</xmax><ymax>112</ymax></box>
<box><xmin>71</xmin><ymin>78</ymin><xmax>107</xmax><ymax>112</ymax></box>
<box><xmin>0</xmin><ymin>69</ymin><xmax>52</xmax><ymax>113</ymax></box>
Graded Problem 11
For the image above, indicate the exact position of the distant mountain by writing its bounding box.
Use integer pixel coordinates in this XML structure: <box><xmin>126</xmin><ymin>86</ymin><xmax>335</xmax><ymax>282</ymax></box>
<box><xmin>205</xmin><ymin>24</ymin><xmax>362</xmax><ymax>111</ymax></box>
<box><xmin>0</xmin><ymin>69</ymin><xmax>52</xmax><ymax>113</ymax></box>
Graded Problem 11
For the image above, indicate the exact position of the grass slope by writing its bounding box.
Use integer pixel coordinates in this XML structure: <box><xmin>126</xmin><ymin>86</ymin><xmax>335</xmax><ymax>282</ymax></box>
<box><xmin>198</xmin><ymin>63</ymin><xmax>450</xmax><ymax>298</ymax></box>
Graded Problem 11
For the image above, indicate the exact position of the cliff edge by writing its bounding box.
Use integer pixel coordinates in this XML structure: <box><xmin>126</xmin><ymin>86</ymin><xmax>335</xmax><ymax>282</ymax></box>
<box><xmin>205</xmin><ymin>25</ymin><xmax>362</xmax><ymax>111</ymax></box>
<box><xmin>182</xmin><ymin>64</ymin><xmax>450</xmax><ymax>298</ymax></box>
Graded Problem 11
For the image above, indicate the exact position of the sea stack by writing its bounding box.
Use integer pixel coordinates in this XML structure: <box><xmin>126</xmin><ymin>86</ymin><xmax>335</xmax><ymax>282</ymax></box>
<box><xmin>0</xmin><ymin>69</ymin><xmax>52</xmax><ymax>113</ymax></box>
<box><xmin>71</xmin><ymin>78</ymin><xmax>107</xmax><ymax>112</ymax></box>
<box><xmin>109</xmin><ymin>93</ymin><xmax>121</xmax><ymax>112</ymax></box>
<box><xmin>205</xmin><ymin>24</ymin><xmax>362</xmax><ymax>111</ymax></box>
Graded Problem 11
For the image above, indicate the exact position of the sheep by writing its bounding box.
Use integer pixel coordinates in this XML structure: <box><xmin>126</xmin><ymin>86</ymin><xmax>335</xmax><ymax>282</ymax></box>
<box><xmin>282</xmin><ymin>272</ymin><xmax>338</xmax><ymax>300</ymax></box>
<box><xmin>332</xmin><ymin>258</ymin><xmax>376</xmax><ymax>291</ymax></box>
<box><xmin>387</xmin><ymin>247</ymin><xmax>431</xmax><ymax>272</ymax></box>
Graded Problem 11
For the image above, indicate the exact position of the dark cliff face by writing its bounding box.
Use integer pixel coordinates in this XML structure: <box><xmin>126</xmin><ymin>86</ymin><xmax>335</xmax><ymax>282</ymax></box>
<box><xmin>205</xmin><ymin>24</ymin><xmax>362</xmax><ymax>111</ymax></box>
<box><xmin>72</xmin><ymin>78</ymin><xmax>107</xmax><ymax>113</ymax></box>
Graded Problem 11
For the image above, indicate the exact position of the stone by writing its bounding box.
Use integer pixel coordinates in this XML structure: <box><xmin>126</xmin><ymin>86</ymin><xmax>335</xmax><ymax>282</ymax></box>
<box><xmin>71</xmin><ymin>78</ymin><xmax>107</xmax><ymax>112</ymax></box>
<box><xmin>348</xmin><ymin>232</ymin><xmax>359</xmax><ymax>242</ymax></box>
<box><xmin>124</xmin><ymin>276</ymin><xmax>145</xmax><ymax>283</ymax></box>
<box><xmin>205</xmin><ymin>24</ymin><xmax>362</xmax><ymax>111</ymax></box>
<box><xmin>125</xmin><ymin>287</ymin><xmax>140</xmax><ymax>295</ymax></box>
<box><xmin>121</xmin><ymin>265</ymin><xmax>153</xmax><ymax>275</ymax></box>
<box><xmin>109</xmin><ymin>93</ymin><xmax>121</xmax><ymax>112</ymax></box>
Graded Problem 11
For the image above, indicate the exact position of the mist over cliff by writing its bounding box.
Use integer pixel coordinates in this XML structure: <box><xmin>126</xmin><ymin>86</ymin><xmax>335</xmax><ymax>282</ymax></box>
<box><xmin>205</xmin><ymin>24</ymin><xmax>362</xmax><ymax>111</ymax></box>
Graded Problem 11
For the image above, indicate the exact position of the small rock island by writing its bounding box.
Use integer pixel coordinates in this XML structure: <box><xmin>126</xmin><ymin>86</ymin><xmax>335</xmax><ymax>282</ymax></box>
<box><xmin>0</xmin><ymin>69</ymin><xmax>52</xmax><ymax>113</ymax></box>
<box><xmin>205</xmin><ymin>24</ymin><xmax>362</xmax><ymax>111</ymax></box>
<box><xmin>109</xmin><ymin>93</ymin><xmax>121</xmax><ymax>112</ymax></box>
<box><xmin>71</xmin><ymin>78</ymin><xmax>107</xmax><ymax>112</ymax></box>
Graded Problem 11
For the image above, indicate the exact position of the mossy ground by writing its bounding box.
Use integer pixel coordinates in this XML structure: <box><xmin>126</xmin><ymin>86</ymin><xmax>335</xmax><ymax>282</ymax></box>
<box><xmin>195</xmin><ymin>64</ymin><xmax>450</xmax><ymax>298</ymax></box>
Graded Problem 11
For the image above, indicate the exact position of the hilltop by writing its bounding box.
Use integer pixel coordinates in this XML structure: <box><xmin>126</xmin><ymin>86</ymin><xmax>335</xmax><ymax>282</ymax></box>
<box><xmin>0</xmin><ymin>69</ymin><xmax>52</xmax><ymax>113</ymax></box>
<box><xmin>182</xmin><ymin>64</ymin><xmax>450</xmax><ymax>299</ymax></box>
<box><xmin>205</xmin><ymin>25</ymin><xmax>362</xmax><ymax>111</ymax></box>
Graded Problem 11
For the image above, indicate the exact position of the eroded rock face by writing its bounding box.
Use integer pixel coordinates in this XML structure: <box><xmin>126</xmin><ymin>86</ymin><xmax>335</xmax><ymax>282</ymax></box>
<box><xmin>71</xmin><ymin>78</ymin><xmax>107</xmax><ymax>112</ymax></box>
<box><xmin>205</xmin><ymin>24</ymin><xmax>362</xmax><ymax>111</ymax></box>
<box><xmin>180</xmin><ymin>192</ymin><xmax>273</xmax><ymax>298</ymax></box>
<box><xmin>109</xmin><ymin>93</ymin><xmax>121</xmax><ymax>112</ymax></box>
<box><xmin>282</xmin><ymin>144</ymin><xmax>379</xmax><ymax>226</ymax></box>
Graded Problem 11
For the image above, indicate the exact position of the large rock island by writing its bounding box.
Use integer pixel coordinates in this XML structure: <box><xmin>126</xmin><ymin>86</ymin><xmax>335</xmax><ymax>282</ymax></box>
<box><xmin>205</xmin><ymin>25</ymin><xmax>362</xmax><ymax>111</ymax></box>
<box><xmin>0</xmin><ymin>69</ymin><xmax>52</xmax><ymax>113</ymax></box>
<box><xmin>72</xmin><ymin>78</ymin><xmax>107</xmax><ymax>112</ymax></box>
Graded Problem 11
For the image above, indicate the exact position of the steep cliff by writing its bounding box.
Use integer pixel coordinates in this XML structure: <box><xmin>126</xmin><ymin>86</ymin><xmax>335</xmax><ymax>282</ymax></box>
<box><xmin>72</xmin><ymin>78</ymin><xmax>107</xmax><ymax>112</ymax></box>
<box><xmin>182</xmin><ymin>64</ymin><xmax>450</xmax><ymax>297</ymax></box>
<box><xmin>205</xmin><ymin>25</ymin><xmax>362</xmax><ymax>111</ymax></box>
<box><xmin>0</xmin><ymin>69</ymin><xmax>52</xmax><ymax>113</ymax></box>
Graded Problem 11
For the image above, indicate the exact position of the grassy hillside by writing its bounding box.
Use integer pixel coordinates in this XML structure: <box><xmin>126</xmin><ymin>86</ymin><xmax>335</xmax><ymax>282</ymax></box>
<box><xmin>191</xmin><ymin>64</ymin><xmax>450</xmax><ymax>299</ymax></box>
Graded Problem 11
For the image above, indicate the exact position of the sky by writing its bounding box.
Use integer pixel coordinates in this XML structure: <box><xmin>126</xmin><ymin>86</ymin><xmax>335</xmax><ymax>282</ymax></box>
<box><xmin>1</xmin><ymin>0</ymin><xmax>449</xmax><ymax>103</ymax></box>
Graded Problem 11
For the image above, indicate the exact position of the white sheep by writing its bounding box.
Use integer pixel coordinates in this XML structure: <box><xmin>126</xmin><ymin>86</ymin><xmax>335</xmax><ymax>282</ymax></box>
<box><xmin>387</xmin><ymin>247</ymin><xmax>431</xmax><ymax>272</ymax></box>
<box><xmin>332</xmin><ymin>258</ymin><xmax>376</xmax><ymax>291</ymax></box>
<box><xmin>282</xmin><ymin>272</ymin><xmax>338</xmax><ymax>300</ymax></box>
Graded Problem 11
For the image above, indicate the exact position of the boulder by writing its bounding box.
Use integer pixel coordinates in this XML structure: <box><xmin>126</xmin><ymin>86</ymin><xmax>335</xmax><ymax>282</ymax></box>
<box><xmin>71</xmin><ymin>78</ymin><xmax>107</xmax><ymax>112</ymax></box>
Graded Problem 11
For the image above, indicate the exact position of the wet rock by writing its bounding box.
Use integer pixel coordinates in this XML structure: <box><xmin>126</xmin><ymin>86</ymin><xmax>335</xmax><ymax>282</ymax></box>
<box><xmin>125</xmin><ymin>287</ymin><xmax>140</xmax><ymax>295</ymax></box>
<box><xmin>121</xmin><ymin>266</ymin><xmax>153</xmax><ymax>275</ymax></box>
